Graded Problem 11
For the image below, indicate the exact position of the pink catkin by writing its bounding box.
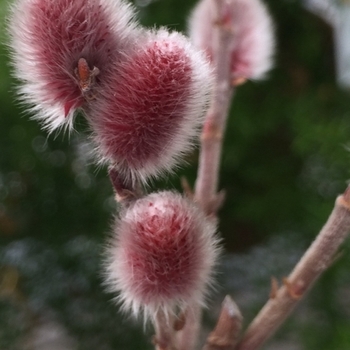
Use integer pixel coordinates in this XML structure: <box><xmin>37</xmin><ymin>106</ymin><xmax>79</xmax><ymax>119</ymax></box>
<box><xmin>189</xmin><ymin>0</ymin><xmax>275</xmax><ymax>81</ymax></box>
<box><xmin>96</xmin><ymin>37</ymin><xmax>191</xmax><ymax>166</ymax></box>
<box><xmin>90</xmin><ymin>29</ymin><xmax>212</xmax><ymax>182</ymax></box>
<box><xmin>8</xmin><ymin>0</ymin><xmax>138</xmax><ymax>132</ymax></box>
<box><xmin>105</xmin><ymin>191</ymin><xmax>220</xmax><ymax>320</ymax></box>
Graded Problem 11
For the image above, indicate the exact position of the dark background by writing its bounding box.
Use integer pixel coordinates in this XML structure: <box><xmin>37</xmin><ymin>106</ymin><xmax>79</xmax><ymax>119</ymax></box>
<box><xmin>1</xmin><ymin>0</ymin><xmax>350</xmax><ymax>349</ymax></box>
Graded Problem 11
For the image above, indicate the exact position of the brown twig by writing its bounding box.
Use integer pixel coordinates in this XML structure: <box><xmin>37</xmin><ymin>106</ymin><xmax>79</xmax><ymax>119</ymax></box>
<box><xmin>108</xmin><ymin>167</ymin><xmax>143</xmax><ymax>203</ymax></box>
<box><xmin>203</xmin><ymin>295</ymin><xmax>243</xmax><ymax>350</ymax></box>
<box><xmin>235</xmin><ymin>185</ymin><xmax>350</xmax><ymax>350</ymax></box>
<box><xmin>177</xmin><ymin>303</ymin><xmax>202</xmax><ymax>350</ymax></box>
<box><xmin>269</xmin><ymin>277</ymin><xmax>279</xmax><ymax>299</ymax></box>
<box><xmin>187</xmin><ymin>0</ymin><xmax>236</xmax><ymax>347</ymax></box>
<box><xmin>180</xmin><ymin>176</ymin><xmax>194</xmax><ymax>200</ymax></box>
<box><xmin>194</xmin><ymin>0</ymin><xmax>235</xmax><ymax>216</ymax></box>
<box><xmin>153</xmin><ymin>310</ymin><xmax>177</xmax><ymax>350</ymax></box>
<box><xmin>186</xmin><ymin>1</ymin><xmax>238</xmax><ymax>348</ymax></box>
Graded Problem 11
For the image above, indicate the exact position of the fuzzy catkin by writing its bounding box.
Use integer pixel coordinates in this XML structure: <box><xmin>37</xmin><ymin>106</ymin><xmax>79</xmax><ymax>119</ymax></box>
<box><xmin>8</xmin><ymin>0</ymin><xmax>138</xmax><ymax>132</ymax></box>
<box><xmin>104</xmin><ymin>191</ymin><xmax>221</xmax><ymax>321</ymax></box>
<box><xmin>189</xmin><ymin>0</ymin><xmax>275</xmax><ymax>81</ymax></box>
<box><xmin>89</xmin><ymin>29</ymin><xmax>213</xmax><ymax>183</ymax></box>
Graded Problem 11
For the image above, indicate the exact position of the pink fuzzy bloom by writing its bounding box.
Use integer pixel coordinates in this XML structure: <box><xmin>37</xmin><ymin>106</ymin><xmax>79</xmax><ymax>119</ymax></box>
<box><xmin>89</xmin><ymin>29</ymin><xmax>212</xmax><ymax>182</ymax></box>
<box><xmin>189</xmin><ymin>0</ymin><xmax>275</xmax><ymax>81</ymax></box>
<box><xmin>104</xmin><ymin>191</ymin><xmax>220</xmax><ymax>320</ymax></box>
<box><xmin>8</xmin><ymin>0</ymin><xmax>138</xmax><ymax>132</ymax></box>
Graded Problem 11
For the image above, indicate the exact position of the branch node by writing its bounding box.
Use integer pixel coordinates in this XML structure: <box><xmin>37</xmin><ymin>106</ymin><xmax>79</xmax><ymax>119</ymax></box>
<box><xmin>180</xmin><ymin>177</ymin><xmax>194</xmax><ymax>200</ymax></box>
<box><xmin>336</xmin><ymin>184</ymin><xmax>350</xmax><ymax>210</ymax></box>
<box><xmin>201</xmin><ymin>120</ymin><xmax>223</xmax><ymax>142</ymax></box>
<box><xmin>173</xmin><ymin>310</ymin><xmax>186</xmax><ymax>332</ymax></box>
<box><xmin>282</xmin><ymin>278</ymin><xmax>305</xmax><ymax>300</ymax></box>
<box><xmin>269</xmin><ymin>276</ymin><xmax>279</xmax><ymax>299</ymax></box>
<box><xmin>211</xmin><ymin>190</ymin><xmax>226</xmax><ymax>215</ymax></box>
<box><xmin>232</xmin><ymin>77</ymin><xmax>247</xmax><ymax>87</ymax></box>
<box><xmin>152</xmin><ymin>336</ymin><xmax>169</xmax><ymax>350</ymax></box>
<box><xmin>213</xmin><ymin>0</ymin><xmax>234</xmax><ymax>34</ymax></box>
<box><xmin>108</xmin><ymin>167</ymin><xmax>142</xmax><ymax>203</ymax></box>
<box><xmin>213</xmin><ymin>19</ymin><xmax>234</xmax><ymax>34</ymax></box>
<box><xmin>203</xmin><ymin>295</ymin><xmax>242</xmax><ymax>350</ymax></box>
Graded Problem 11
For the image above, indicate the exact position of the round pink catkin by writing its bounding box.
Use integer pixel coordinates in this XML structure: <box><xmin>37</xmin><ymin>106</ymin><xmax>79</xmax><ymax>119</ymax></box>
<box><xmin>104</xmin><ymin>191</ymin><xmax>221</xmax><ymax>320</ymax></box>
<box><xmin>90</xmin><ymin>29</ymin><xmax>213</xmax><ymax>183</ymax></box>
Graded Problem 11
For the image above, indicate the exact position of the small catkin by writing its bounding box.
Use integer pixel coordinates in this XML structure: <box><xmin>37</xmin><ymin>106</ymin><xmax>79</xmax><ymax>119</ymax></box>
<box><xmin>104</xmin><ymin>191</ymin><xmax>221</xmax><ymax>321</ymax></box>
<box><xmin>189</xmin><ymin>0</ymin><xmax>275</xmax><ymax>81</ymax></box>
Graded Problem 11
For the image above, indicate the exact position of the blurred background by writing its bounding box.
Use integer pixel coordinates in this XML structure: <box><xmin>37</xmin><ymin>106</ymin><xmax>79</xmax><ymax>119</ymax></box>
<box><xmin>1</xmin><ymin>0</ymin><xmax>350</xmax><ymax>349</ymax></box>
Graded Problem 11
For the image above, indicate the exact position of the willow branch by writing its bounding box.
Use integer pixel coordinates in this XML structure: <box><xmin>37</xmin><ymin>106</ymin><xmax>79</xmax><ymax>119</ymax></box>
<box><xmin>236</xmin><ymin>185</ymin><xmax>350</xmax><ymax>350</ymax></box>
<box><xmin>177</xmin><ymin>303</ymin><xmax>202</xmax><ymax>350</ymax></box>
<box><xmin>153</xmin><ymin>310</ymin><xmax>177</xmax><ymax>350</ymax></box>
<box><xmin>108</xmin><ymin>167</ymin><xmax>143</xmax><ymax>203</ymax></box>
<box><xmin>194</xmin><ymin>0</ymin><xmax>235</xmax><ymax>216</ymax></box>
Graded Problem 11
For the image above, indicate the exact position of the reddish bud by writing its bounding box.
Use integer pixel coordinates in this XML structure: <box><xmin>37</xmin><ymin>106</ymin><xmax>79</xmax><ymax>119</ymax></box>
<box><xmin>89</xmin><ymin>29</ymin><xmax>213</xmax><ymax>182</ymax></box>
<box><xmin>189</xmin><ymin>0</ymin><xmax>275</xmax><ymax>81</ymax></box>
<box><xmin>104</xmin><ymin>191</ymin><xmax>220</xmax><ymax>320</ymax></box>
<box><xmin>8</xmin><ymin>0</ymin><xmax>138</xmax><ymax>132</ymax></box>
